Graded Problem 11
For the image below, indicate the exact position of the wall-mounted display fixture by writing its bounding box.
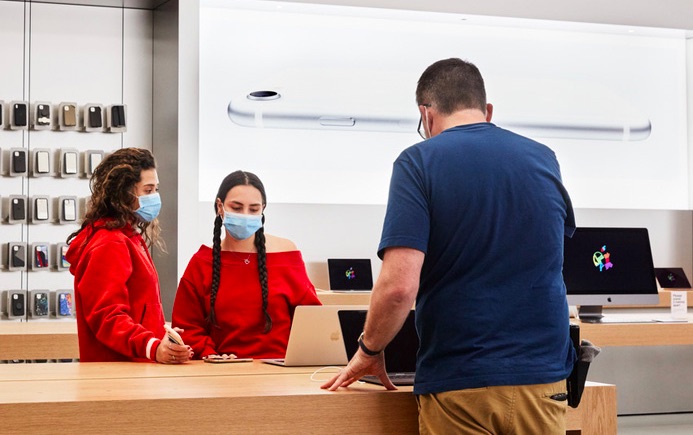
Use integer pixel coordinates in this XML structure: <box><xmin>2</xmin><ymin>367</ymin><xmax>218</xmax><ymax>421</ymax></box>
<box><xmin>31</xmin><ymin>195</ymin><xmax>51</xmax><ymax>223</ymax></box>
<box><xmin>6</xmin><ymin>242</ymin><xmax>27</xmax><ymax>271</ymax></box>
<box><xmin>32</xmin><ymin>148</ymin><xmax>52</xmax><ymax>177</ymax></box>
<box><xmin>60</xmin><ymin>148</ymin><xmax>79</xmax><ymax>177</ymax></box>
<box><xmin>29</xmin><ymin>290</ymin><xmax>50</xmax><ymax>318</ymax></box>
<box><xmin>83</xmin><ymin>103</ymin><xmax>104</xmax><ymax>131</ymax></box>
<box><xmin>54</xmin><ymin>289</ymin><xmax>75</xmax><ymax>318</ymax></box>
<box><xmin>83</xmin><ymin>150</ymin><xmax>104</xmax><ymax>177</ymax></box>
<box><xmin>5</xmin><ymin>290</ymin><xmax>27</xmax><ymax>319</ymax></box>
<box><xmin>58</xmin><ymin>196</ymin><xmax>77</xmax><ymax>224</ymax></box>
<box><xmin>9</xmin><ymin>101</ymin><xmax>28</xmax><ymax>130</ymax></box>
<box><xmin>7</xmin><ymin>195</ymin><xmax>27</xmax><ymax>224</ymax></box>
<box><xmin>31</xmin><ymin>242</ymin><xmax>50</xmax><ymax>271</ymax></box>
<box><xmin>32</xmin><ymin>101</ymin><xmax>52</xmax><ymax>130</ymax></box>
<box><xmin>54</xmin><ymin>243</ymin><xmax>70</xmax><ymax>271</ymax></box>
<box><xmin>9</xmin><ymin>148</ymin><xmax>28</xmax><ymax>176</ymax></box>
<box><xmin>57</xmin><ymin>102</ymin><xmax>78</xmax><ymax>131</ymax></box>
<box><xmin>107</xmin><ymin>104</ymin><xmax>127</xmax><ymax>132</ymax></box>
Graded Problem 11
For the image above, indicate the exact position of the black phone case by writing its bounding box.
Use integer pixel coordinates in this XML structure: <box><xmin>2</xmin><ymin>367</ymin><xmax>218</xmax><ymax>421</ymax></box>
<box><xmin>111</xmin><ymin>105</ymin><xmax>125</xmax><ymax>127</ymax></box>
<box><xmin>12</xmin><ymin>151</ymin><xmax>27</xmax><ymax>174</ymax></box>
<box><xmin>14</xmin><ymin>103</ymin><xmax>27</xmax><ymax>127</ymax></box>
<box><xmin>11</xmin><ymin>294</ymin><xmax>26</xmax><ymax>317</ymax></box>
<box><xmin>89</xmin><ymin>106</ymin><xmax>103</xmax><ymax>128</ymax></box>
<box><xmin>11</xmin><ymin>198</ymin><xmax>26</xmax><ymax>221</ymax></box>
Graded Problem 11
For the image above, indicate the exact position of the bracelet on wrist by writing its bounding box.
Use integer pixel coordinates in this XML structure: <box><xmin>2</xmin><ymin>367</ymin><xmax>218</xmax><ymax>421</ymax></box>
<box><xmin>358</xmin><ymin>332</ymin><xmax>382</xmax><ymax>356</ymax></box>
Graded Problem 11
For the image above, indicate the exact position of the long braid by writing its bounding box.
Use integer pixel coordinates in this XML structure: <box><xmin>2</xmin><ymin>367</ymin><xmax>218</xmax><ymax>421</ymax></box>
<box><xmin>209</xmin><ymin>214</ymin><xmax>223</xmax><ymax>327</ymax></box>
<box><xmin>254</xmin><ymin>214</ymin><xmax>272</xmax><ymax>333</ymax></box>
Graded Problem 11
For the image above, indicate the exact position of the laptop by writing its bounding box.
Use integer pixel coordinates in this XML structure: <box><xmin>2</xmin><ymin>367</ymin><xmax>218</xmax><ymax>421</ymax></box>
<box><xmin>338</xmin><ymin>309</ymin><xmax>418</xmax><ymax>386</ymax></box>
<box><xmin>327</xmin><ymin>258</ymin><xmax>373</xmax><ymax>292</ymax></box>
<box><xmin>655</xmin><ymin>267</ymin><xmax>691</xmax><ymax>289</ymax></box>
<box><xmin>262</xmin><ymin>305</ymin><xmax>367</xmax><ymax>367</ymax></box>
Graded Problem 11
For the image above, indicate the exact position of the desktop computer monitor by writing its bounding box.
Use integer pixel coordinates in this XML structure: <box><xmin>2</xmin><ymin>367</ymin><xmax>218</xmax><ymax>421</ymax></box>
<box><xmin>563</xmin><ymin>227</ymin><xmax>659</xmax><ymax>322</ymax></box>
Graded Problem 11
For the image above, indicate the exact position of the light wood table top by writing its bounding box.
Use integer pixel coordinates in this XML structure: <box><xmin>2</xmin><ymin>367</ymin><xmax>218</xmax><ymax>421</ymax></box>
<box><xmin>317</xmin><ymin>290</ymin><xmax>372</xmax><ymax>305</ymax></box>
<box><xmin>0</xmin><ymin>361</ymin><xmax>616</xmax><ymax>434</ymax></box>
<box><xmin>578</xmin><ymin>314</ymin><xmax>693</xmax><ymax>347</ymax></box>
<box><xmin>0</xmin><ymin>359</ymin><xmax>332</xmax><ymax>382</ymax></box>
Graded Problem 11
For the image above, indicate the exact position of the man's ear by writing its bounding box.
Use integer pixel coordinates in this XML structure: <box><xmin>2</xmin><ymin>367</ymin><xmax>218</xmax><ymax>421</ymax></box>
<box><xmin>485</xmin><ymin>103</ymin><xmax>493</xmax><ymax>122</ymax></box>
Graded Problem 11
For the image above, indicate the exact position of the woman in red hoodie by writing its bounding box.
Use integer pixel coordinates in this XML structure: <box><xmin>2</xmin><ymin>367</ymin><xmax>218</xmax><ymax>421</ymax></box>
<box><xmin>66</xmin><ymin>148</ymin><xmax>192</xmax><ymax>363</ymax></box>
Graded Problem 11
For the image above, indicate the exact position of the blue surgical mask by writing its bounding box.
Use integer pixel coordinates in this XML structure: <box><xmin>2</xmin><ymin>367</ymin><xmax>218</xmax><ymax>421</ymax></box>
<box><xmin>223</xmin><ymin>210</ymin><xmax>263</xmax><ymax>240</ymax></box>
<box><xmin>135</xmin><ymin>192</ymin><xmax>161</xmax><ymax>222</ymax></box>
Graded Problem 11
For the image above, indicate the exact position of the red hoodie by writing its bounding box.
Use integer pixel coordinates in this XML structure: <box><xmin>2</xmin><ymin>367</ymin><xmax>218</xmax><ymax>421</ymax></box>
<box><xmin>66</xmin><ymin>219</ymin><xmax>164</xmax><ymax>362</ymax></box>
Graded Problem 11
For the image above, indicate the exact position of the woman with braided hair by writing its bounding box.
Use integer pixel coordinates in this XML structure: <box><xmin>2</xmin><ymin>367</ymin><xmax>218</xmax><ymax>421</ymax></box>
<box><xmin>172</xmin><ymin>170</ymin><xmax>321</xmax><ymax>359</ymax></box>
<box><xmin>66</xmin><ymin>147</ymin><xmax>193</xmax><ymax>364</ymax></box>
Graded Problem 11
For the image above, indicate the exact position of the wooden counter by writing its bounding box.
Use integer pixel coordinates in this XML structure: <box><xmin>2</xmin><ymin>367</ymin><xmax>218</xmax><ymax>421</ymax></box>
<box><xmin>0</xmin><ymin>292</ymin><xmax>368</xmax><ymax>360</ymax></box>
<box><xmin>317</xmin><ymin>290</ymin><xmax>372</xmax><ymax>305</ymax></box>
<box><xmin>1</xmin><ymin>305</ymin><xmax>691</xmax><ymax>361</ymax></box>
<box><xmin>578</xmin><ymin>316</ymin><xmax>693</xmax><ymax>347</ymax></box>
<box><xmin>0</xmin><ymin>361</ymin><xmax>616</xmax><ymax>434</ymax></box>
<box><xmin>0</xmin><ymin>321</ymin><xmax>78</xmax><ymax>360</ymax></box>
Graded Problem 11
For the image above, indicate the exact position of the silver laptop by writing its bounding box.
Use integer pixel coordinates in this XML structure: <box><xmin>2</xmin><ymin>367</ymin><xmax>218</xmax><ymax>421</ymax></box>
<box><xmin>262</xmin><ymin>305</ymin><xmax>367</xmax><ymax>367</ymax></box>
<box><xmin>327</xmin><ymin>258</ymin><xmax>373</xmax><ymax>293</ymax></box>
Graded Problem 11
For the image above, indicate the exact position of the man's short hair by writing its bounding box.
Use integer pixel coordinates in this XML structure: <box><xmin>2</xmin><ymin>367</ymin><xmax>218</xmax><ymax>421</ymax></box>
<box><xmin>416</xmin><ymin>58</ymin><xmax>487</xmax><ymax>115</ymax></box>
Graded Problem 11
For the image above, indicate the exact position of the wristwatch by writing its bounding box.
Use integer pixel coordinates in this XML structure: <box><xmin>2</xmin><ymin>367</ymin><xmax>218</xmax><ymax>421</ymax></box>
<box><xmin>358</xmin><ymin>332</ymin><xmax>382</xmax><ymax>356</ymax></box>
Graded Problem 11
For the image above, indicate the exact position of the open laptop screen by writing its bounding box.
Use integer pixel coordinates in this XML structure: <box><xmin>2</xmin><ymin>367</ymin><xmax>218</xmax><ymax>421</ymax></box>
<box><xmin>327</xmin><ymin>258</ymin><xmax>373</xmax><ymax>291</ymax></box>
<box><xmin>338</xmin><ymin>309</ymin><xmax>418</xmax><ymax>374</ymax></box>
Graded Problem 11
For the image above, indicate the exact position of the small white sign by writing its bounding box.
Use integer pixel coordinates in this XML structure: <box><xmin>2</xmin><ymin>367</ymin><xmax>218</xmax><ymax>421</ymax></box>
<box><xmin>671</xmin><ymin>291</ymin><xmax>688</xmax><ymax>320</ymax></box>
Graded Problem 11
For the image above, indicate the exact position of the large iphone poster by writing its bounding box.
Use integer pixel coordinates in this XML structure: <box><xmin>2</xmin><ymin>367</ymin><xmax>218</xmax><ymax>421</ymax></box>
<box><xmin>199</xmin><ymin>0</ymin><xmax>689</xmax><ymax>209</ymax></box>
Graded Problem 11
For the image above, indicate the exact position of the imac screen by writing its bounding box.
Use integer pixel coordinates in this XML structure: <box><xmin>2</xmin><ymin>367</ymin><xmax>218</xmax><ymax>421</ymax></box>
<box><xmin>563</xmin><ymin>227</ymin><xmax>658</xmax><ymax>308</ymax></box>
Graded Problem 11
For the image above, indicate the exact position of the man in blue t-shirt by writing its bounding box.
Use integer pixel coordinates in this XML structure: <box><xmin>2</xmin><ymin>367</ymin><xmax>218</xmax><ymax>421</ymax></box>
<box><xmin>323</xmin><ymin>58</ymin><xmax>576</xmax><ymax>434</ymax></box>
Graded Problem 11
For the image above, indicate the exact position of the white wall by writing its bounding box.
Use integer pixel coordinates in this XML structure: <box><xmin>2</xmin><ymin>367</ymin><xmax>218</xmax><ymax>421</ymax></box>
<box><xmin>173</xmin><ymin>0</ymin><xmax>693</xmax><ymax>297</ymax></box>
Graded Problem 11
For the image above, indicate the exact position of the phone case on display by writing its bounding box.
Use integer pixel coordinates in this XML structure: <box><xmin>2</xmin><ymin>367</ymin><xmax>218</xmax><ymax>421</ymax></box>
<box><xmin>34</xmin><ymin>197</ymin><xmax>49</xmax><ymax>221</ymax></box>
<box><xmin>35</xmin><ymin>150</ymin><xmax>50</xmax><ymax>174</ymax></box>
<box><xmin>32</xmin><ymin>292</ymin><xmax>49</xmax><ymax>317</ymax></box>
<box><xmin>88</xmin><ymin>106</ymin><xmax>103</xmax><ymax>128</ymax></box>
<box><xmin>57</xmin><ymin>292</ymin><xmax>73</xmax><ymax>317</ymax></box>
<box><xmin>12</xmin><ymin>150</ymin><xmax>27</xmax><ymax>174</ymax></box>
<box><xmin>34</xmin><ymin>245</ymin><xmax>49</xmax><ymax>269</ymax></box>
<box><xmin>62</xmin><ymin>198</ymin><xmax>77</xmax><ymax>221</ymax></box>
<box><xmin>36</xmin><ymin>103</ymin><xmax>51</xmax><ymax>126</ymax></box>
<box><xmin>10</xmin><ymin>197</ymin><xmax>26</xmax><ymax>222</ymax></box>
<box><xmin>54</xmin><ymin>243</ymin><xmax>70</xmax><ymax>270</ymax></box>
<box><xmin>8</xmin><ymin>292</ymin><xmax>26</xmax><ymax>318</ymax></box>
<box><xmin>111</xmin><ymin>105</ymin><xmax>126</xmax><ymax>127</ymax></box>
<box><xmin>63</xmin><ymin>104</ymin><xmax>77</xmax><ymax>127</ymax></box>
<box><xmin>8</xmin><ymin>243</ymin><xmax>27</xmax><ymax>270</ymax></box>
<box><xmin>13</xmin><ymin>103</ymin><xmax>27</xmax><ymax>127</ymax></box>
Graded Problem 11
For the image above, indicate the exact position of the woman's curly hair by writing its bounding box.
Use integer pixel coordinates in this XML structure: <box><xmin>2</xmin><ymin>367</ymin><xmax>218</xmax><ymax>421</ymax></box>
<box><xmin>67</xmin><ymin>147</ymin><xmax>161</xmax><ymax>249</ymax></box>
